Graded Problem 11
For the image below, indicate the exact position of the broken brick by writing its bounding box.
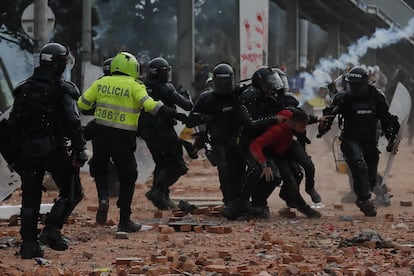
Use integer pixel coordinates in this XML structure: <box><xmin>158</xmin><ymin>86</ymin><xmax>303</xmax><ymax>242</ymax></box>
<box><xmin>157</xmin><ymin>234</ymin><xmax>169</xmax><ymax>242</ymax></box>
<box><xmin>154</xmin><ymin>211</ymin><xmax>163</xmax><ymax>218</ymax></box>
<box><xmin>207</xmin><ymin>226</ymin><xmax>225</xmax><ymax>234</ymax></box>
<box><xmin>193</xmin><ymin>225</ymin><xmax>203</xmax><ymax>233</ymax></box>
<box><xmin>326</xmin><ymin>255</ymin><xmax>344</xmax><ymax>264</ymax></box>
<box><xmin>172</xmin><ymin>210</ymin><xmax>186</xmax><ymax>217</ymax></box>
<box><xmin>289</xmin><ymin>253</ymin><xmax>305</xmax><ymax>262</ymax></box>
<box><xmin>385</xmin><ymin>213</ymin><xmax>394</xmax><ymax>221</ymax></box>
<box><xmin>261</xmin><ymin>231</ymin><xmax>271</xmax><ymax>241</ymax></box>
<box><xmin>160</xmin><ymin>226</ymin><xmax>175</xmax><ymax>234</ymax></box>
<box><xmin>115</xmin><ymin>258</ymin><xmax>142</xmax><ymax>266</ymax></box>
<box><xmin>205</xmin><ymin>264</ymin><xmax>228</xmax><ymax>273</ymax></box>
<box><xmin>223</xmin><ymin>226</ymin><xmax>232</xmax><ymax>233</ymax></box>
<box><xmin>155</xmin><ymin>256</ymin><xmax>168</xmax><ymax>264</ymax></box>
<box><xmin>128</xmin><ymin>266</ymin><xmax>142</xmax><ymax>274</ymax></box>
<box><xmin>400</xmin><ymin>201</ymin><xmax>412</xmax><ymax>207</ymax></box>
<box><xmin>179</xmin><ymin>224</ymin><xmax>192</xmax><ymax>232</ymax></box>
<box><xmin>240</xmin><ymin>270</ymin><xmax>255</xmax><ymax>276</ymax></box>
<box><xmin>218</xmin><ymin>250</ymin><xmax>231</xmax><ymax>258</ymax></box>
<box><xmin>195</xmin><ymin>256</ymin><xmax>208</xmax><ymax>266</ymax></box>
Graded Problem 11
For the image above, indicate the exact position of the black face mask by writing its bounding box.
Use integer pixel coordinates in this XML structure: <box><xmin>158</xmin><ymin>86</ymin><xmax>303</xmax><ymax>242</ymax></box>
<box><xmin>348</xmin><ymin>81</ymin><xmax>369</xmax><ymax>97</ymax></box>
<box><xmin>213</xmin><ymin>77</ymin><xmax>234</xmax><ymax>94</ymax></box>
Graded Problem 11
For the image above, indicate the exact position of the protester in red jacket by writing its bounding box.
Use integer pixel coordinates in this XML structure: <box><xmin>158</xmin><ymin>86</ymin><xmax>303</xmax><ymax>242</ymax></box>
<box><xmin>249</xmin><ymin>109</ymin><xmax>321</xmax><ymax>218</ymax></box>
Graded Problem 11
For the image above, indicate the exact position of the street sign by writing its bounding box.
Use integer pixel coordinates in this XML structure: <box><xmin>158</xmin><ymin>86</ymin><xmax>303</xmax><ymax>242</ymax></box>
<box><xmin>21</xmin><ymin>3</ymin><xmax>55</xmax><ymax>39</ymax></box>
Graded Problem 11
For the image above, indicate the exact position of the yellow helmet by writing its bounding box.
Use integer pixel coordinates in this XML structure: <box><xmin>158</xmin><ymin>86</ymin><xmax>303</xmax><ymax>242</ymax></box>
<box><xmin>110</xmin><ymin>52</ymin><xmax>139</xmax><ymax>79</ymax></box>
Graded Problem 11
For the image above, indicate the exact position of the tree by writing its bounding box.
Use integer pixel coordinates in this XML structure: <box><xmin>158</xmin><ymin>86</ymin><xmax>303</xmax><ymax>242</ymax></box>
<box><xmin>93</xmin><ymin>0</ymin><xmax>178</xmax><ymax>63</ymax></box>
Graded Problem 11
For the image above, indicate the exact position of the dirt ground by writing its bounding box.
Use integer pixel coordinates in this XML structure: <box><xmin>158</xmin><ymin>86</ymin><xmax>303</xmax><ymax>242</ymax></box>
<box><xmin>0</xmin><ymin>132</ymin><xmax>414</xmax><ymax>275</ymax></box>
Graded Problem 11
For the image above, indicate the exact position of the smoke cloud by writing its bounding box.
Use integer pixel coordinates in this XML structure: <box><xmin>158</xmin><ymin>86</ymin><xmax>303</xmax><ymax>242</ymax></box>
<box><xmin>316</xmin><ymin>18</ymin><xmax>414</xmax><ymax>73</ymax></box>
<box><xmin>299</xmin><ymin>18</ymin><xmax>414</xmax><ymax>104</ymax></box>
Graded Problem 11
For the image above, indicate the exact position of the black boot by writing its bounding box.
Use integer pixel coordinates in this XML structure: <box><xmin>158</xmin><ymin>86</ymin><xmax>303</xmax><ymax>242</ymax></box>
<box><xmin>96</xmin><ymin>198</ymin><xmax>109</xmax><ymax>225</ymax></box>
<box><xmin>249</xmin><ymin>205</ymin><xmax>270</xmax><ymax>219</ymax></box>
<box><xmin>356</xmin><ymin>199</ymin><xmax>377</xmax><ymax>217</ymax></box>
<box><xmin>39</xmin><ymin>226</ymin><xmax>68</xmax><ymax>251</ymax></box>
<box><xmin>118</xmin><ymin>209</ymin><xmax>141</xmax><ymax>233</ymax></box>
<box><xmin>39</xmin><ymin>198</ymin><xmax>72</xmax><ymax>251</ymax></box>
<box><xmin>297</xmin><ymin>205</ymin><xmax>321</xmax><ymax>218</ymax></box>
<box><xmin>220</xmin><ymin>200</ymin><xmax>242</xmax><ymax>220</ymax></box>
<box><xmin>20</xmin><ymin>208</ymin><xmax>44</xmax><ymax>259</ymax></box>
<box><xmin>305</xmin><ymin>187</ymin><xmax>322</xmax><ymax>203</ymax></box>
<box><xmin>164</xmin><ymin>189</ymin><xmax>177</xmax><ymax>210</ymax></box>
<box><xmin>145</xmin><ymin>189</ymin><xmax>169</xmax><ymax>210</ymax></box>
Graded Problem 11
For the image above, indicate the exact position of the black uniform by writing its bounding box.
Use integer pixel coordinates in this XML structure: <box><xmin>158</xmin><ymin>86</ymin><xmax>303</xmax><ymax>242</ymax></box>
<box><xmin>140</xmin><ymin>80</ymin><xmax>193</xmax><ymax>210</ymax></box>
<box><xmin>187</xmin><ymin>89</ymin><xmax>243</xmax><ymax>205</ymax></box>
<box><xmin>237</xmin><ymin>85</ymin><xmax>284</xmax><ymax>209</ymax></box>
<box><xmin>320</xmin><ymin>84</ymin><xmax>399</xmax><ymax>216</ymax></box>
<box><xmin>9</xmin><ymin>65</ymin><xmax>86</xmax><ymax>258</ymax></box>
<box><xmin>238</xmin><ymin>84</ymin><xmax>320</xmax><ymax>214</ymax></box>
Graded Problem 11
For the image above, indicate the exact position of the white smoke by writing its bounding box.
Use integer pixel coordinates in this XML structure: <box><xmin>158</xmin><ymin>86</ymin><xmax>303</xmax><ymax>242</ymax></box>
<box><xmin>316</xmin><ymin>17</ymin><xmax>414</xmax><ymax>73</ymax></box>
<box><xmin>299</xmin><ymin>18</ymin><xmax>414</xmax><ymax>104</ymax></box>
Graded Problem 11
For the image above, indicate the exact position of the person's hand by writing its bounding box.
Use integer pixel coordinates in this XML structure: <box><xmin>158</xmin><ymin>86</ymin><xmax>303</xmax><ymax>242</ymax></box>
<box><xmin>72</xmin><ymin>149</ymin><xmax>88</xmax><ymax>167</ymax></box>
<box><xmin>174</xmin><ymin>113</ymin><xmax>188</xmax><ymax>124</ymax></box>
<box><xmin>308</xmin><ymin>115</ymin><xmax>319</xmax><ymax>125</ymax></box>
<box><xmin>275</xmin><ymin>115</ymin><xmax>287</xmax><ymax>124</ymax></box>
<box><xmin>386</xmin><ymin>139</ymin><xmax>396</xmax><ymax>153</ymax></box>
<box><xmin>261</xmin><ymin>166</ymin><xmax>274</xmax><ymax>182</ymax></box>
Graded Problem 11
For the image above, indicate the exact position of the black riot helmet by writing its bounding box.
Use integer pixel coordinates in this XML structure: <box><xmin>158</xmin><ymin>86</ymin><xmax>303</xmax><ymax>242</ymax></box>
<box><xmin>39</xmin><ymin>43</ymin><xmax>68</xmax><ymax>75</ymax></box>
<box><xmin>148</xmin><ymin>57</ymin><xmax>172</xmax><ymax>82</ymax></box>
<box><xmin>102</xmin><ymin>58</ymin><xmax>113</xmax><ymax>76</ymax></box>
<box><xmin>345</xmin><ymin>66</ymin><xmax>369</xmax><ymax>97</ymax></box>
<box><xmin>252</xmin><ymin>66</ymin><xmax>285</xmax><ymax>96</ymax></box>
<box><xmin>212</xmin><ymin>63</ymin><xmax>235</xmax><ymax>94</ymax></box>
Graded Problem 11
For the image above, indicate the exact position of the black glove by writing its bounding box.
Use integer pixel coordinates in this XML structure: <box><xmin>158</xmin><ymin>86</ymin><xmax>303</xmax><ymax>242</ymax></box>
<box><xmin>386</xmin><ymin>139</ymin><xmax>396</xmax><ymax>153</ymax></box>
<box><xmin>174</xmin><ymin>112</ymin><xmax>188</xmax><ymax>124</ymax></box>
<box><xmin>179</xmin><ymin>89</ymin><xmax>191</xmax><ymax>100</ymax></box>
<box><xmin>308</xmin><ymin>115</ymin><xmax>319</xmax><ymax>125</ymax></box>
<box><xmin>83</xmin><ymin>119</ymin><xmax>97</xmax><ymax>141</ymax></box>
<box><xmin>72</xmin><ymin>149</ymin><xmax>88</xmax><ymax>167</ymax></box>
<box><xmin>317</xmin><ymin>120</ymin><xmax>331</xmax><ymax>138</ymax></box>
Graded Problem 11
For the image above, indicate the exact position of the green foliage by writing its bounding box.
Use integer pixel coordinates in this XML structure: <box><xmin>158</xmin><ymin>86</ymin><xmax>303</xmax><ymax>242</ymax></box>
<box><xmin>93</xmin><ymin>0</ymin><xmax>178</xmax><ymax>63</ymax></box>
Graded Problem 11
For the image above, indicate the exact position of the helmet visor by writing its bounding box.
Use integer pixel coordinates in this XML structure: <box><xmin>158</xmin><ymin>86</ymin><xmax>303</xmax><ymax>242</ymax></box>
<box><xmin>262</xmin><ymin>73</ymin><xmax>284</xmax><ymax>94</ymax></box>
<box><xmin>213</xmin><ymin>77</ymin><xmax>234</xmax><ymax>94</ymax></box>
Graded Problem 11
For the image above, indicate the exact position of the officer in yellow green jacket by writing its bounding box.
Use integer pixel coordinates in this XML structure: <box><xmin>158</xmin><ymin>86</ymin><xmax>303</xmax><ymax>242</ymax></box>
<box><xmin>78</xmin><ymin>52</ymin><xmax>187</xmax><ymax>232</ymax></box>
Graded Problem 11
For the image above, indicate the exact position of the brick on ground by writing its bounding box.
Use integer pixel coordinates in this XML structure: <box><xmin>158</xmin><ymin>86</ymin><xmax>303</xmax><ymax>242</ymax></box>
<box><xmin>160</xmin><ymin>226</ymin><xmax>175</xmax><ymax>234</ymax></box>
<box><xmin>205</xmin><ymin>264</ymin><xmax>228</xmax><ymax>273</ymax></box>
<box><xmin>326</xmin><ymin>255</ymin><xmax>344</xmax><ymax>264</ymax></box>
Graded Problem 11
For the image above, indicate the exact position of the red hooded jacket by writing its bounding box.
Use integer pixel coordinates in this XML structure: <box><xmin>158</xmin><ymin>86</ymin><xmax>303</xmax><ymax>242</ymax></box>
<box><xmin>249</xmin><ymin>110</ymin><xmax>293</xmax><ymax>164</ymax></box>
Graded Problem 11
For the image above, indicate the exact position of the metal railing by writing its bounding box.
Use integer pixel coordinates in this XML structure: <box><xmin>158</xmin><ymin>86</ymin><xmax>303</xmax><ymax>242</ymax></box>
<box><xmin>363</xmin><ymin>0</ymin><xmax>414</xmax><ymax>27</ymax></box>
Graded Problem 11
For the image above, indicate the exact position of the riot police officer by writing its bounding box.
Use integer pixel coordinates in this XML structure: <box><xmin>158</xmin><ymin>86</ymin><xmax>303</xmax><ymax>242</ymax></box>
<box><xmin>78</xmin><ymin>52</ymin><xmax>183</xmax><ymax>231</ymax></box>
<box><xmin>187</xmin><ymin>63</ymin><xmax>245</xmax><ymax>219</ymax></box>
<box><xmin>318</xmin><ymin>66</ymin><xmax>399</xmax><ymax>216</ymax></box>
<box><xmin>82</xmin><ymin>57</ymin><xmax>118</xmax><ymax>226</ymax></box>
<box><xmin>139</xmin><ymin>57</ymin><xmax>193</xmax><ymax>210</ymax></box>
<box><xmin>237</xmin><ymin>67</ymin><xmax>288</xmax><ymax>218</ymax></box>
<box><xmin>8</xmin><ymin>43</ymin><xmax>88</xmax><ymax>258</ymax></box>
